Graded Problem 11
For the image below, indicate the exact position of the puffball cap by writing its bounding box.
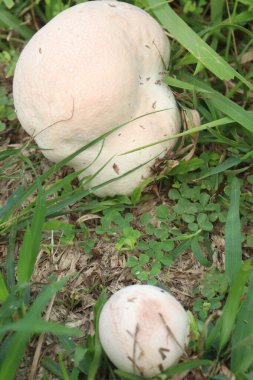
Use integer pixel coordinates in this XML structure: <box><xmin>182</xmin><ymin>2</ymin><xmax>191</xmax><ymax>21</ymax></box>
<box><xmin>99</xmin><ymin>284</ymin><xmax>189</xmax><ymax>378</ymax></box>
<box><xmin>13</xmin><ymin>1</ymin><xmax>180</xmax><ymax>196</ymax></box>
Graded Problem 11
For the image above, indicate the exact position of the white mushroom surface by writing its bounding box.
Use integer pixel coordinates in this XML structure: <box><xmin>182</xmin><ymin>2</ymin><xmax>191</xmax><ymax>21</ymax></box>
<box><xmin>99</xmin><ymin>284</ymin><xmax>189</xmax><ymax>378</ymax></box>
<box><xmin>13</xmin><ymin>0</ymin><xmax>181</xmax><ymax>197</ymax></box>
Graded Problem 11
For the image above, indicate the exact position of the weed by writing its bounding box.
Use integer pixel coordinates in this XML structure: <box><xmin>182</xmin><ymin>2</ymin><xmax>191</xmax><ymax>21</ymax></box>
<box><xmin>0</xmin><ymin>86</ymin><xmax>16</xmax><ymax>132</ymax></box>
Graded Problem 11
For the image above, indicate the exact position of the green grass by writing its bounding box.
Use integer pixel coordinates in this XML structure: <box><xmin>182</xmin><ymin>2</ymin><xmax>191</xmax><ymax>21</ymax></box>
<box><xmin>1</xmin><ymin>0</ymin><xmax>253</xmax><ymax>379</ymax></box>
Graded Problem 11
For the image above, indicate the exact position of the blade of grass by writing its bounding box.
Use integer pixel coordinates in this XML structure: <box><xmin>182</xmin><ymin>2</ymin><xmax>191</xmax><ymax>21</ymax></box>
<box><xmin>87</xmin><ymin>289</ymin><xmax>107</xmax><ymax>380</ymax></box>
<box><xmin>166</xmin><ymin>74</ymin><xmax>253</xmax><ymax>136</ymax></box>
<box><xmin>184</xmin><ymin>74</ymin><xmax>253</xmax><ymax>134</ymax></box>
<box><xmin>191</xmin><ymin>236</ymin><xmax>212</xmax><ymax>267</ymax></box>
<box><xmin>0</xmin><ymin>6</ymin><xmax>33</xmax><ymax>39</ymax></box>
<box><xmin>231</xmin><ymin>278</ymin><xmax>253</xmax><ymax>374</ymax></box>
<box><xmin>121</xmin><ymin>117</ymin><xmax>233</xmax><ymax>155</ymax></box>
<box><xmin>17</xmin><ymin>191</ymin><xmax>46</xmax><ymax>284</ymax></box>
<box><xmin>146</xmin><ymin>1</ymin><xmax>253</xmax><ymax>90</ymax></box>
<box><xmin>0</xmin><ymin>319</ymin><xmax>80</xmax><ymax>336</ymax></box>
<box><xmin>6</xmin><ymin>227</ymin><xmax>16</xmax><ymax>292</ymax></box>
<box><xmin>115</xmin><ymin>359</ymin><xmax>213</xmax><ymax>380</ymax></box>
<box><xmin>0</xmin><ymin>276</ymin><xmax>73</xmax><ymax>380</ymax></box>
<box><xmin>0</xmin><ymin>272</ymin><xmax>9</xmax><ymax>303</ymax></box>
<box><xmin>205</xmin><ymin>260</ymin><xmax>250</xmax><ymax>352</ymax></box>
<box><xmin>219</xmin><ymin>260</ymin><xmax>250</xmax><ymax>352</ymax></box>
<box><xmin>154</xmin><ymin>359</ymin><xmax>213</xmax><ymax>379</ymax></box>
<box><xmin>0</xmin><ymin>184</ymin><xmax>25</xmax><ymax>219</ymax></box>
<box><xmin>225</xmin><ymin>177</ymin><xmax>242</xmax><ymax>283</ymax></box>
<box><xmin>197</xmin><ymin>156</ymin><xmax>244</xmax><ymax>180</ymax></box>
<box><xmin>58</xmin><ymin>352</ymin><xmax>71</xmax><ymax>380</ymax></box>
<box><xmin>41</xmin><ymin>357</ymin><xmax>64</xmax><ymax>380</ymax></box>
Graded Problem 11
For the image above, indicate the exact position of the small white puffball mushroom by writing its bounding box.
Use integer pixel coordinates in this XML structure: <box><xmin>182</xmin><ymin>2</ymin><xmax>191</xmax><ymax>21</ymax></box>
<box><xmin>13</xmin><ymin>0</ymin><xmax>181</xmax><ymax>197</ymax></box>
<box><xmin>98</xmin><ymin>284</ymin><xmax>189</xmax><ymax>378</ymax></box>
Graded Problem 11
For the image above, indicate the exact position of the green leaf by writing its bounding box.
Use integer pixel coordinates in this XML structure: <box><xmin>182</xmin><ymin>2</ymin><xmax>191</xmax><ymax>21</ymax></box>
<box><xmin>114</xmin><ymin>370</ymin><xmax>143</xmax><ymax>380</ymax></box>
<box><xmin>155</xmin><ymin>359</ymin><xmax>213</xmax><ymax>380</ymax></box>
<box><xmin>0</xmin><ymin>319</ymin><xmax>80</xmax><ymax>336</ymax></box>
<box><xmin>0</xmin><ymin>272</ymin><xmax>9</xmax><ymax>303</ymax></box>
<box><xmin>198</xmin><ymin>157</ymin><xmax>243</xmax><ymax>180</ymax></box>
<box><xmin>131</xmin><ymin>177</ymin><xmax>154</xmax><ymax>205</ymax></box>
<box><xmin>0</xmin><ymin>184</ymin><xmax>25</xmax><ymax>220</ymax></box>
<box><xmin>150</xmin><ymin>262</ymin><xmax>161</xmax><ymax>276</ymax></box>
<box><xmin>188</xmin><ymin>223</ymin><xmax>199</xmax><ymax>232</ymax></box>
<box><xmin>173</xmin><ymin>199</ymin><xmax>198</xmax><ymax>215</ymax></box>
<box><xmin>225</xmin><ymin>177</ymin><xmax>242</xmax><ymax>283</ymax></box>
<box><xmin>205</xmin><ymin>261</ymin><xmax>250</xmax><ymax>352</ymax></box>
<box><xmin>168</xmin><ymin>158</ymin><xmax>205</xmax><ymax>176</ymax></box>
<box><xmin>17</xmin><ymin>192</ymin><xmax>46</xmax><ymax>284</ymax></box>
<box><xmin>87</xmin><ymin>289</ymin><xmax>107</xmax><ymax>380</ymax></box>
<box><xmin>160</xmin><ymin>254</ymin><xmax>173</xmax><ymax>266</ymax></box>
<box><xmin>172</xmin><ymin>240</ymin><xmax>191</xmax><ymax>259</ymax></box>
<box><xmin>6</xmin><ymin>228</ymin><xmax>16</xmax><ymax>291</ymax></box>
<box><xmin>58</xmin><ymin>352</ymin><xmax>71</xmax><ymax>380</ymax></box>
<box><xmin>231</xmin><ymin>278</ymin><xmax>253</xmax><ymax>374</ymax></box>
<box><xmin>191</xmin><ymin>236</ymin><xmax>212</xmax><ymax>267</ymax></box>
<box><xmin>219</xmin><ymin>260</ymin><xmax>250</xmax><ymax>352</ymax></box>
<box><xmin>139</xmin><ymin>254</ymin><xmax>150</xmax><ymax>265</ymax></box>
<box><xmin>199</xmin><ymin>193</ymin><xmax>210</xmax><ymax>207</ymax></box>
<box><xmin>42</xmin><ymin>357</ymin><xmax>64</xmax><ymax>380</ymax></box>
<box><xmin>168</xmin><ymin>189</ymin><xmax>180</xmax><ymax>200</ymax></box>
<box><xmin>160</xmin><ymin>240</ymin><xmax>174</xmax><ymax>252</ymax></box>
<box><xmin>3</xmin><ymin>0</ymin><xmax>14</xmax><ymax>9</ymax></box>
<box><xmin>182</xmin><ymin>214</ymin><xmax>195</xmax><ymax>223</ymax></box>
<box><xmin>156</xmin><ymin>205</ymin><xmax>169</xmax><ymax>220</ymax></box>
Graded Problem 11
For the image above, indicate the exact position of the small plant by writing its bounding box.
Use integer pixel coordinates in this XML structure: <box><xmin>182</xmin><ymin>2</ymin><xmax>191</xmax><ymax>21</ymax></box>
<box><xmin>95</xmin><ymin>210</ymin><xmax>140</xmax><ymax>250</ymax></box>
<box><xmin>0</xmin><ymin>86</ymin><xmax>16</xmax><ymax>131</ymax></box>
<box><xmin>193</xmin><ymin>270</ymin><xmax>228</xmax><ymax>321</ymax></box>
<box><xmin>168</xmin><ymin>181</ymin><xmax>225</xmax><ymax>233</ymax></box>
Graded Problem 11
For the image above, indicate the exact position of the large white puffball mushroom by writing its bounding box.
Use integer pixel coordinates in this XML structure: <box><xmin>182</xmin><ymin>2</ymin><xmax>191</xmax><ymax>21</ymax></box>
<box><xmin>98</xmin><ymin>285</ymin><xmax>189</xmax><ymax>378</ymax></box>
<box><xmin>13</xmin><ymin>0</ymin><xmax>181</xmax><ymax>197</ymax></box>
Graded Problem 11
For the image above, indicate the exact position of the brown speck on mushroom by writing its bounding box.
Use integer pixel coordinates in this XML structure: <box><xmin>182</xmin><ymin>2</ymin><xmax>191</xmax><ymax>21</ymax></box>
<box><xmin>118</xmin><ymin>133</ymin><xmax>121</xmax><ymax>136</ymax></box>
<box><xmin>155</xmin><ymin>80</ymin><xmax>162</xmax><ymax>85</ymax></box>
<box><xmin>145</xmin><ymin>44</ymin><xmax>150</xmax><ymax>48</ymax></box>
<box><xmin>139</xmin><ymin>125</ymin><xmax>145</xmax><ymax>129</ymax></box>
<box><xmin>146</xmin><ymin>77</ymin><xmax>151</xmax><ymax>81</ymax></box>
<box><xmin>152</xmin><ymin>101</ymin><xmax>157</xmax><ymax>109</ymax></box>
<box><xmin>39</xmin><ymin>48</ymin><xmax>42</xmax><ymax>54</ymax></box>
<box><xmin>159</xmin><ymin>347</ymin><xmax>170</xmax><ymax>360</ymax></box>
<box><xmin>128</xmin><ymin>297</ymin><xmax>136</xmax><ymax>302</ymax></box>
<box><xmin>113</xmin><ymin>163</ymin><xmax>120</xmax><ymax>175</ymax></box>
<box><xmin>158</xmin><ymin>364</ymin><xmax>164</xmax><ymax>372</ymax></box>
